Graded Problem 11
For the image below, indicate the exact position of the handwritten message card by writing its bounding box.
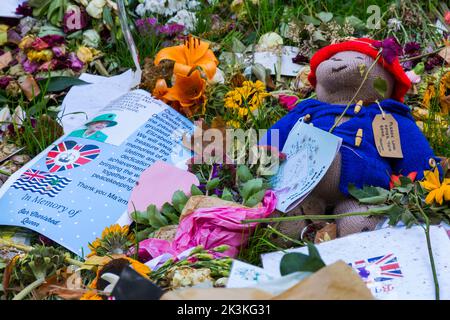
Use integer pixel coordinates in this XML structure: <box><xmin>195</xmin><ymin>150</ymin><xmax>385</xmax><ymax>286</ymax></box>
<box><xmin>271</xmin><ymin>120</ymin><xmax>342</xmax><ymax>212</ymax></box>
<box><xmin>0</xmin><ymin>90</ymin><xmax>193</xmax><ymax>256</ymax></box>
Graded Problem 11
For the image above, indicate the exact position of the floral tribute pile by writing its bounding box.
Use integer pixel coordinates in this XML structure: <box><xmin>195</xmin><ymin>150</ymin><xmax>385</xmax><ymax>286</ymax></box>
<box><xmin>0</xmin><ymin>0</ymin><xmax>450</xmax><ymax>300</ymax></box>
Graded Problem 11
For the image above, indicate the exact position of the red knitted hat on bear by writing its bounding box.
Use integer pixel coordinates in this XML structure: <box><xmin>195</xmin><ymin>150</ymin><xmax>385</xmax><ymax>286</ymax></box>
<box><xmin>307</xmin><ymin>38</ymin><xmax>411</xmax><ymax>102</ymax></box>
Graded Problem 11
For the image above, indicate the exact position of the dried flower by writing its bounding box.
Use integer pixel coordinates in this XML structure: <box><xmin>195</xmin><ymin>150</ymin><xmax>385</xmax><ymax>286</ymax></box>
<box><xmin>404</xmin><ymin>41</ymin><xmax>421</xmax><ymax>56</ymax></box>
<box><xmin>68</xmin><ymin>52</ymin><xmax>84</xmax><ymax>71</ymax></box>
<box><xmin>22</xmin><ymin>59</ymin><xmax>39</xmax><ymax>73</ymax></box>
<box><xmin>86</xmin><ymin>0</ymin><xmax>106</xmax><ymax>19</ymax></box>
<box><xmin>278</xmin><ymin>94</ymin><xmax>299</xmax><ymax>111</ymax></box>
<box><xmin>82</xmin><ymin>29</ymin><xmax>101</xmax><ymax>48</ymax></box>
<box><xmin>15</xmin><ymin>2</ymin><xmax>33</xmax><ymax>17</ymax></box>
<box><xmin>373</xmin><ymin>37</ymin><xmax>403</xmax><ymax>64</ymax></box>
<box><xmin>27</xmin><ymin>49</ymin><xmax>53</xmax><ymax>62</ymax></box>
<box><xmin>0</xmin><ymin>76</ymin><xmax>12</xmax><ymax>89</ymax></box>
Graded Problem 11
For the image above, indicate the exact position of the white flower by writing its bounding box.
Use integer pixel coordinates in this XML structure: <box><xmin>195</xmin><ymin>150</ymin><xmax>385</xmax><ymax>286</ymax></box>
<box><xmin>168</xmin><ymin>9</ymin><xmax>197</xmax><ymax>32</ymax></box>
<box><xmin>258</xmin><ymin>32</ymin><xmax>283</xmax><ymax>50</ymax></box>
<box><xmin>82</xmin><ymin>29</ymin><xmax>101</xmax><ymax>48</ymax></box>
<box><xmin>86</xmin><ymin>0</ymin><xmax>106</xmax><ymax>19</ymax></box>
<box><xmin>135</xmin><ymin>3</ymin><xmax>146</xmax><ymax>17</ymax></box>
<box><xmin>387</xmin><ymin>18</ymin><xmax>402</xmax><ymax>32</ymax></box>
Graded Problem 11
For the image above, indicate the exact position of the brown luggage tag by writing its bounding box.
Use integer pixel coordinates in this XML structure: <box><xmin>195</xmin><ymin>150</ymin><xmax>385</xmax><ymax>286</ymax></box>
<box><xmin>372</xmin><ymin>113</ymin><xmax>403</xmax><ymax>158</ymax></box>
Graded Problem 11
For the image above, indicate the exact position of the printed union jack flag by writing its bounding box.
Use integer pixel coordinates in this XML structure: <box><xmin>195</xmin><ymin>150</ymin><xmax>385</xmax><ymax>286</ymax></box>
<box><xmin>11</xmin><ymin>169</ymin><xmax>72</xmax><ymax>197</ymax></box>
<box><xmin>349</xmin><ymin>253</ymin><xmax>403</xmax><ymax>283</ymax></box>
<box><xmin>46</xmin><ymin>140</ymin><xmax>100</xmax><ymax>173</ymax></box>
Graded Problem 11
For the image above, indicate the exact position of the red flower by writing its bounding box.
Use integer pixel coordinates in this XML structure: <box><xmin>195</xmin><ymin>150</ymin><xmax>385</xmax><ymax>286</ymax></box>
<box><xmin>279</xmin><ymin>94</ymin><xmax>299</xmax><ymax>111</ymax></box>
<box><xmin>389</xmin><ymin>172</ymin><xmax>417</xmax><ymax>189</ymax></box>
<box><xmin>445</xmin><ymin>11</ymin><xmax>450</xmax><ymax>25</ymax></box>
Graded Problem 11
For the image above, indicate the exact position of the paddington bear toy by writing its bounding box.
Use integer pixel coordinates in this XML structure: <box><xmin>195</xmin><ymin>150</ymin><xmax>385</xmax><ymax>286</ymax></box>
<box><xmin>264</xmin><ymin>38</ymin><xmax>442</xmax><ymax>242</ymax></box>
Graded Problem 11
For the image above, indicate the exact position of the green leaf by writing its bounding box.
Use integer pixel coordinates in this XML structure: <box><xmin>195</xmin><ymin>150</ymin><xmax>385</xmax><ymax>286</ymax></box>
<box><xmin>243</xmin><ymin>189</ymin><xmax>266</xmax><ymax>207</ymax></box>
<box><xmin>240</xmin><ymin>178</ymin><xmax>263</xmax><ymax>200</ymax></box>
<box><xmin>302</xmin><ymin>15</ymin><xmax>321</xmax><ymax>26</ymax></box>
<box><xmin>373</xmin><ymin>77</ymin><xmax>388</xmax><ymax>98</ymax></box>
<box><xmin>161</xmin><ymin>203</ymin><xmax>179</xmax><ymax>224</ymax></box>
<box><xmin>345</xmin><ymin>15</ymin><xmax>365</xmax><ymax>30</ymax></box>
<box><xmin>206</xmin><ymin>178</ymin><xmax>221</xmax><ymax>191</ymax></box>
<box><xmin>221</xmin><ymin>188</ymin><xmax>233</xmax><ymax>201</ymax></box>
<box><xmin>0</xmin><ymin>92</ymin><xmax>8</xmax><ymax>103</ymax></box>
<box><xmin>190</xmin><ymin>184</ymin><xmax>204</xmax><ymax>196</ymax></box>
<box><xmin>316</xmin><ymin>12</ymin><xmax>333</xmax><ymax>23</ymax></box>
<box><xmin>237</xmin><ymin>165</ymin><xmax>253</xmax><ymax>183</ymax></box>
<box><xmin>279</xmin><ymin>243</ymin><xmax>326</xmax><ymax>276</ymax></box>
<box><xmin>40</xmin><ymin>77</ymin><xmax>90</xmax><ymax>92</ymax></box>
<box><xmin>348</xmin><ymin>184</ymin><xmax>389</xmax><ymax>204</ymax></box>
<box><xmin>136</xmin><ymin>227</ymin><xmax>154</xmax><ymax>242</ymax></box>
<box><xmin>131</xmin><ymin>211</ymin><xmax>149</xmax><ymax>225</ymax></box>
<box><xmin>172</xmin><ymin>190</ymin><xmax>189</xmax><ymax>213</ymax></box>
<box><xmin>312</xmin><ymin>30</ymin><xmax>326</xmax><ymax>42</ymax></box>
<box><xmin>146</xmin><ymin>204</ymin><xmax>168</xmax><ymax>229</ymax></box>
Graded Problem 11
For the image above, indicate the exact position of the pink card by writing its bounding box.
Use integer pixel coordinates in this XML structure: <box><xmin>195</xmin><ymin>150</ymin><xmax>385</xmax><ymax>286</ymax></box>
<box><xmin>127</xmin><ymin>161</ymin><xmax>199</xmax><ymax>213</ymax></box>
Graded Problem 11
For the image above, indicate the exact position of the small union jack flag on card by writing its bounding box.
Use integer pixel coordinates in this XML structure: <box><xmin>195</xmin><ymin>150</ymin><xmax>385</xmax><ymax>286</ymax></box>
<box><xmin>350</xmin><ymin>253</ymin><xmax>404</xmax><ymax>283</ymax></box>
<box><xmin>46</xmin><ymin>140</ymin><xmax>100</xmax><ymax>173</ymax></box>
<box><xmin>11</xmin><ymin>169</ymin><xmax>72</xmax><ymax>197</ymax></box>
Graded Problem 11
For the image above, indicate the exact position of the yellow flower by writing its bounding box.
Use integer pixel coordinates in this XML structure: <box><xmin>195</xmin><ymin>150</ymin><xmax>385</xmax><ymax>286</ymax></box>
<box><xmin>421</xmin><ymin>70</ymin><xmax>450</xmax><ymax>114</ymax></box>
<box><xmin>226</xmin><ymin>120</ymin><xmax>241</xmax><ymax>128</ymax></box>
<box><xmin>420</xmin><ymin>167</ymin><xmax>450</xmax><ymax>205</ymax></box>
<box><xmin>76</xmin><ymin>46</ymin><xmax>100</xmax><ymax>63</ymax></box>
<box><xmin>224</xmin><ymin>80</ymin><xmax>269</xmax><ymax>119</ymax></box>
<box><xmin>88</xmin><ymin>224</ymin><xmax>134</xmax><ymax>258</ymax></box>
<box><xmin>27</xmin><ymin>49</ymin><xmax>53</xmax><ymax>62</ymax></box>
<box><xmin>18</xmin><ymin>35</ymin><xmax>35</xmax><ymax>51</ymax></box>
<box><xmin>125</xmin><ymin>257</ymin><xmax>151</xmax><ymax>279</ymax></box>
<box><xmin>80</xmin><ymin>290</ymin><xmax>103</xmax><ymax>300</ymax></box>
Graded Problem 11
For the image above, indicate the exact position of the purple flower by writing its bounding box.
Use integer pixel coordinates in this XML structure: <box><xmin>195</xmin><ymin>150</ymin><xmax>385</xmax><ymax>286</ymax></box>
<box><xmin>404</xmin><ymin>42</ymin><xmax>421</xmax><ymax>56</ymax></box>
<box><xmin>22</xmin><ymin>59</ymin><xmax>39</xmax><ymax>73</ymax></box>
<box><xmin>136</xmin><ymin>17</ymin><xmax>158</xmax><ymax>35</ymax></box>
<box><xmin>157</xmin><ymin>23</ymin><xmax>185</xmax><ymax>36</ymax></box>
<box><xmin>68</xmin><ymin>52</ymin><xmax>84</xmax><ymax>72</ymax></box>
<box><xmin>0</xmin><ymin>76</ymin><xmax>12</xmax><ymax>89</ymax></box>
<box><xmin>15</xmin><ymin>2</ymin><xmax>33</xmax><ymax>17</ymax></box>
<box><xmin>373</xmin><ymin>37</ymin><xmax>403</xmax><ymax>64</ymax></box>
<box><xmin>425</xmin><ymin>55</ymin><xmax>444</xmax><ymax>71</ymax></box>
<box><xmin>63</xmin><ymin>6</ymin><xmax>88</xmax><ymax>33</ymax></box>
<box><xmin>52</xmin><ymin>46</ymin><xmax>66</xmax><ymax>58</ymax></box>
<box><xmin>40</xmin><ymin>35</ymin><xmax>65</xmax><ymax>47</ymax></box>
<box><xmin>292</xmin><ymin>53</ymin><xmax>309</xmax><ymax>64</ymax></box>
<box><xmin>7</xmin><ymin>29</ymin><xmax>22</xmax><ymax>45</ymax></box>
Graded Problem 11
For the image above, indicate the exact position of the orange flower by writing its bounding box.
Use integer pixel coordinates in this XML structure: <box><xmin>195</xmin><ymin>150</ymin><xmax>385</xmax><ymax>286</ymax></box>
<box><xmin>154</xmin><ymin>35</ymin><xmax>218</xmax><ymax>80</ymax></box>
<box><xmin>153</xmin><ymin>70</ymin><xmax>206</xmax><ymax>115</ymax></box>
<box><xmin>80</xmin><ymin>290</ymin><xmax>103</xmax><ymax>300</ymax></box>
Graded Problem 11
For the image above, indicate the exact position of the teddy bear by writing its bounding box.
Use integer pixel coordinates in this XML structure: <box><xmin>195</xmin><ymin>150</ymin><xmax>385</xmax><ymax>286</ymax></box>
<box><xmin>263</xmin><ymin>38</ymin><xmax>441</xmax><ymax>244</ymax></box>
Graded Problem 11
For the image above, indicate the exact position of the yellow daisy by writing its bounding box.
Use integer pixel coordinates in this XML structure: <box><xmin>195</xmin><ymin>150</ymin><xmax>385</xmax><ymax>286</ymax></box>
<box><xmin>420</xmin><ymin>167</ymin><xmax>450</xmax><ymax>205</ymax></box>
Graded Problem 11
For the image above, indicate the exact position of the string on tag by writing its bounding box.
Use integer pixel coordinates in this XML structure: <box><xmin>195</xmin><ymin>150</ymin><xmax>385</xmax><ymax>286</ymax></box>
<box><xmin>375</xmin><ymin>100</ymin><xmax>386</xmax><ymax>119</ymax></box>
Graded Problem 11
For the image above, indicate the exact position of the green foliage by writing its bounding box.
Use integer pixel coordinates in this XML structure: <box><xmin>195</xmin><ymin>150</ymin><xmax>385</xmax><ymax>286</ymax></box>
<box><xmin>280</xmin><ymin>243</ymin><xmax>326</xmax><ymax>275</ymax></box>
<box><xmin>349</xmin><ymin>178</ymin><xmax>450</xmax><ymax>229</ymax></box>
<box><xmin>38</xmin><ymin>77</ymin><xmax>90</xmax><ymax>92</ymax></box>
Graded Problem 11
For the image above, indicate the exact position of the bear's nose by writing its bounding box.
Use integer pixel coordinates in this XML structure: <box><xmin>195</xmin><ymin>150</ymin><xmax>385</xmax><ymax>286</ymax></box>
<box><xmin>332</xmin><ymin>65</ymin><xmax>347</xmax><ymax>72</ymax></box>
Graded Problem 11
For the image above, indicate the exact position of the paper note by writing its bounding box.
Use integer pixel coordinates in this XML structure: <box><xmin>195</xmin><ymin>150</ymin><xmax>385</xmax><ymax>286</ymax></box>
<box><xmin>271</xmin><ymin>120</ymin><xmax>342</xmax><ymax>212</ymax></box>
<box><xmin>59</xmin><ymin>70</ymin><xmax>139</xmax><ymax>134</ymax></box>
<box><xmin>261</xmin><ymin>225</ymin><xmax>450</xmax><ymax>300</ymax></box>
<box><xmin>0</xmin><ymin>90</ymin><xmax>193</xmax><ymax>255</ymax></box>
<box><xmin>253</xmin><ymin>46</ymin><xmax>305</xmax><ymax>77</ymax></box>
<box><xmin>128</xmin><ymin>161</ymin><xmax>199</xmax><ymax>213</ymax></box>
